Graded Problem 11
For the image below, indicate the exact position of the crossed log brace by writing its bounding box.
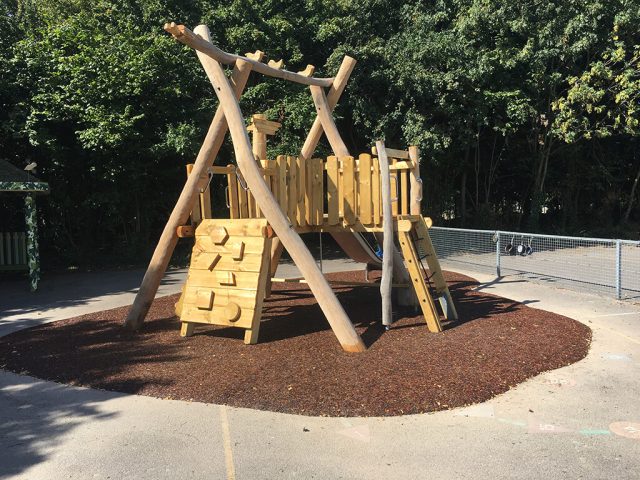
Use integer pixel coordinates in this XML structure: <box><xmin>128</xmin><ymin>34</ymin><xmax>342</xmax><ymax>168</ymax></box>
<box><xmin>124</xmin><ymin>23</ymin><xmax>369</xmax><ymax>351</ymax></box>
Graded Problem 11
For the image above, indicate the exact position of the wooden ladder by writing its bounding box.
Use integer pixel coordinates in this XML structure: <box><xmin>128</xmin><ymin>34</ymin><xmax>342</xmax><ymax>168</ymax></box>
<box><xmin>398</xmin><ymin>216</ymin><xmax>458</xmax><ymax>332</ymax></box>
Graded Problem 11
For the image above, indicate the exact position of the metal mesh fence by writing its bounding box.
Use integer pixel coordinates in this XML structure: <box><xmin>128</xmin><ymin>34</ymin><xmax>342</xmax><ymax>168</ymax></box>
<box><xmin>430</xmin><ymin>227</ymin><xmax>640</xmax><ymax>300</ymax></box>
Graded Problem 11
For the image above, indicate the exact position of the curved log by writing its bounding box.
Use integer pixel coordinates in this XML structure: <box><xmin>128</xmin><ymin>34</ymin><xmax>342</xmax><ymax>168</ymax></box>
<box><xmin>377</xmin><ymin>141</ymin><xmax>394</xmax><ymax>328</ymax></box>
<box><xmin>300</xmin><ymin>56</ymin><xmax>356</xmax><ymax>159</ymax></box>
<box><xmin>165</xmin><ymin>23</ymin><xmax>333</xmax><ymax>88</ymax></box>
<box><xmin>193</xmin><ymin>25</ymin><xmax>365</xmax><ymax>352</ymax></box>
<box><xmin>124</xmin><ymin>60</ymin><xmax>253</xmax><ymax>331</ymax></box>
<box><xmin>309</xmin><ymin>85</ymin><xmax>350</xmax><ymax>157</ymax></box>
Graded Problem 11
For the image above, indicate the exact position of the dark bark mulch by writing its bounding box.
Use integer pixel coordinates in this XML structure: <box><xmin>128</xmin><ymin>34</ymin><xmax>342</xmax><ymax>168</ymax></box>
<box><xmin>0</xmin><ymin>271</ymin><xmax>591</xmax><ymax>417</ymax></box>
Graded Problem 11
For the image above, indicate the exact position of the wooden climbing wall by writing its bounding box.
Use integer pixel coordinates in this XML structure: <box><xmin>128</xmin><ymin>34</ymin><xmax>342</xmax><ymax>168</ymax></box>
<box><xmin>177</xmin><ymin>218</ymin><xmax>273</xmax><ymax>344</ymax></box>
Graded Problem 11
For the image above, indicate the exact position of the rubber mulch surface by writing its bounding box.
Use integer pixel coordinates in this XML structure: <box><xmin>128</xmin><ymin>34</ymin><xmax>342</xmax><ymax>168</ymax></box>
<box><xmin>0</xmin><ymin>271</ymin><xmax>591</xmax><ymax>417</ymax></box>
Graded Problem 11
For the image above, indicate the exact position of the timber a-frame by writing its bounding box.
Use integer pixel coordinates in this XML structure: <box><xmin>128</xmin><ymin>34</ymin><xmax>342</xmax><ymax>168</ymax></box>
<box><xmin>124</xmin><ymin>23</ymin><xmax>457</xmax><ymax>352</ymax></box>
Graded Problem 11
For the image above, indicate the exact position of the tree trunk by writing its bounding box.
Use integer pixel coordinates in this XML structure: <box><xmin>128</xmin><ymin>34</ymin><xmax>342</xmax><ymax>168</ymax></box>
<box><xmin>460</xmin><ymin>171</ymin><xmax>467</xmax><ymax>226</ymax></box>
<box><xmin>623</xmin><ymin>162</ymin><xmax>640</xmax><ymax>223</ymax></box>
<box><xmin>528</xmin><ymin>133</ymin><xmax>553</xmax><ymax>229</ymax></box>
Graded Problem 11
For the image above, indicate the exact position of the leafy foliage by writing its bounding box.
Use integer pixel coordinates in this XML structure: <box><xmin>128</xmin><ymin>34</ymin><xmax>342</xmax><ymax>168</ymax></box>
<box><xmin>1</xmin><ymin>0</ymin><xmax>639</xmax><ymax>269</ymax></box>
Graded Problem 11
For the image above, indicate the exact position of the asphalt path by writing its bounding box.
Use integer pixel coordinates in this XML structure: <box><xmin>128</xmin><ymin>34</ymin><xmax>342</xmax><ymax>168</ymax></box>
<box><xmin>1</xmin><ymin>263</ymin><xmax>639</xmax><ymax>479</ymax></box>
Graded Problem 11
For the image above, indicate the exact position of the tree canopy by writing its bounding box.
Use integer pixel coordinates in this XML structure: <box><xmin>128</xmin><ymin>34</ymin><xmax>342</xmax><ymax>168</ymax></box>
<box><xmin>1</xmin><ymin>0</ymin><xmax>639</xmax><ymax>268</ymax></box>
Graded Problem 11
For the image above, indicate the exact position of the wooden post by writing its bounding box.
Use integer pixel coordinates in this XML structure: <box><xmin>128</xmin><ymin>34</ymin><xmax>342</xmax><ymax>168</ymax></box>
<box><xmin>377</xmin><ymin>141</ymin><xmax>393</xmax><ymax>328</ymax></box>
<box><xmin>186</xmin><ymin>164</ymin><xmax>202</xmax><ymax>225</ymax></box>
<box><xmin>300</xmin><ymin>56</ymin><xmax>357</xmax><ymax>160</ymax></box>
<box><xmin>309</xmin><ymin>85</ymin><xmax>349</xmax><ymax>157</ymax></box>
<box><xmin>124</xmin><ymin>58</ymin><xmax>255</xmax><ymax>331</ymax></box>
<box><xmin>409</xmin><ymin>145</ymin><xmax>422</xmax><ymax>216</ymax></box>
<box><xmin>250</xmin><ymin>114</ymin><xmax>266</xmax><ymax>159</ymax></box>
<box><xmin>249</xmin><ymin>114</ymin><xmax>284</xmax><ymax>277</ymax></box>
<box><xmin>247</xmin><ymin>114</ymin><xmax>281</xmax><ymax>160</ymax></box>
<box><xmin>193</xmin><ymin>25</ymin><xmax>365</xmax><ymax>352</ymax></box>
<box><xmin>243</xmin><ymin>113</ymin><xmax>274</xmax><ymax>219</ymax></box>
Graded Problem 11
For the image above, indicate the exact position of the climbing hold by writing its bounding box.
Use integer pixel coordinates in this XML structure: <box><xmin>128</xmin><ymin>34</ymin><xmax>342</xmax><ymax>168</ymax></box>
<box><xmin>195</xmin><ymin>289</ymin><xmax>215</xmax><ymax>310</ymax></box>
<box><xmin>225</xmin><ymin>302</ymin><xmax>241</xmax><ymax>322</ymax></box>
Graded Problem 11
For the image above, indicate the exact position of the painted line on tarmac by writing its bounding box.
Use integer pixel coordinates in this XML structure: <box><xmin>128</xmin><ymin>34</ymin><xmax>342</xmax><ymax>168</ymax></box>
<box><xmin>609</xmin><ymin>421</ymin><xmax>640</xmax><ymax>440</ymax></box>
<box><xmin>579</xmin><ymin>429</ymin><xmax>611</xmax><ymax>436</ymax></box>
<box><xmin>593</xmin><ymin>312</ymin><xmax>639</xmax><ymax>317</ymax></box>
<box><xmin>338</xmin><ymin>418</ymin><xmax>371</xmax><ymax>442</ymax></box>
<box><xmin>601</xmin><ymin>353</ymin><xmax>632</xmax><ymax>361</ymax></box>
<box><xmin>497</xmin><ymin>418</ymin><xmax>527</xmax><ymax>427</ymax></box>
<box><xmin>527</xmin><ymin>417</ymin><xmax>572</xmax><ymax>434</ymax></box>
<box><xmin>595</xmin><ymin>324</ymin><xmax>640</xmax><ymax>346</ymax></box>
<box><xmin>219</xmin><ymin>405</ymin><xmax>236</xmax><ymax>480</ymax></box>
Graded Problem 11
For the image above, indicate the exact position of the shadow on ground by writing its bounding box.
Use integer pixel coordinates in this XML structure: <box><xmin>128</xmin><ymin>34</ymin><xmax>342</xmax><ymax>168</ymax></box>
<box><xmin>0</xmin><ymin>372</ymin><xmax>118</xmax><ymax>478</ymax></box>
<box><xmin>0</xmin><ymin>268</ymin><xmax>185</xmax><ymax>336</ymax></box>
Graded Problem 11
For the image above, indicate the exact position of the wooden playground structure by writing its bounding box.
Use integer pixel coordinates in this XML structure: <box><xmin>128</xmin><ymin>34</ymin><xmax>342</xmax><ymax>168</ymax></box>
<box><xmin>124</xmin><ymin>23</ymin><xmax>457</xmax><ymax>352</ymax></box>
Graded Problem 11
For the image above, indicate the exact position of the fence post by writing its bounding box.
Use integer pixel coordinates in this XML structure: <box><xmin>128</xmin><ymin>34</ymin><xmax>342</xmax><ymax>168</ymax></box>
<box><xmin>615</xmin><ymin>239</ymin><xmax>622</xmax><ymax>300</ymax></box>
<box><xmin>496</xmin><ymin>231</ymin><xmax>501</xmax><ymax>277</ymax></box>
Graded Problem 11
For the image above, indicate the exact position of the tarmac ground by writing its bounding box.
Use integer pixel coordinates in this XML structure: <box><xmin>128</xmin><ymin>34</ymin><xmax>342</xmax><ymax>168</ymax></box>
<box><xmin>1</xmin><ymin>261</ymin><xmax>639</xmax><ymax>479</ymax></box>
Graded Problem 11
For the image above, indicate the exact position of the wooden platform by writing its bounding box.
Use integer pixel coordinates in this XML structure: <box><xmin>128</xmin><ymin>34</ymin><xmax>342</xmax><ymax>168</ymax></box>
<box><xmin>220</xmin><ymin>155</ymin><xmax>417</xmax><ymax>232</ymax></box>
<box><xmin>178</xmin><ymin>150</ymin><xmax>457</xmax><ymax>345</ymax></box>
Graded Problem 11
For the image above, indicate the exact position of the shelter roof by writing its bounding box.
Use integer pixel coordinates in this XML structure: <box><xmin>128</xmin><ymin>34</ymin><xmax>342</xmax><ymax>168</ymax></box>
<box><xmin>0</xmin><ymin>159</ymin><xmax>49</xmax><ymax>193</ymax></box>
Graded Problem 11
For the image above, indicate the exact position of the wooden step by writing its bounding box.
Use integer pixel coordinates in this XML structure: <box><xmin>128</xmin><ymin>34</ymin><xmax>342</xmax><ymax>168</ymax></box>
<box><xmin>398</xmin><ymin>228</ymin><xmax>442</xmax><ymax>333</ymax></box>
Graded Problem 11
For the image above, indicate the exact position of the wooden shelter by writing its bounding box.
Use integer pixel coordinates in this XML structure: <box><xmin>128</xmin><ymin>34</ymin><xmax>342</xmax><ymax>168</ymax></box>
<box><xmin>0</xmin><ymin>159</ymin><xmax>49</xmax><ymax>291</ymax></box>
<box><xmin>124</xmin><ymin>23</ymin><xmax>457</xmax><ymax>352</ymax></box>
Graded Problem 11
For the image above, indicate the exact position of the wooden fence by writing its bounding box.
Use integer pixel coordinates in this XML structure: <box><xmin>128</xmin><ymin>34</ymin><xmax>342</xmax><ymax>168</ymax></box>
<box><xmin>207</xmin><ymin>154</ymin><xmax>415</xmax><ymax>231</ymax></box>
<box><xmin>0</xmin><ymin>231</ymin><xmax>27</xmax><ymax>270</ymax></box>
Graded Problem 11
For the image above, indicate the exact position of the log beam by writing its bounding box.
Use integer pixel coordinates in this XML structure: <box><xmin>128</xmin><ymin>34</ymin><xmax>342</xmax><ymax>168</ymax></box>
<box><xmin>164</xmin><ymin>23</ymin><xmax>333</xmax><ymax>87</ymax></box>
<box><xmin>309</xmin><ymin>85</ymin><xmax>350</xmax><ymax>157</ymax></box>
<box><xmin>193</xmin><ymin>25</ymin><xmax>365</xmax><ymax>352</ymax></box>
<box><xmin>300</xmin><ymin>56</ymin><xmax>356</xmax><ymax>159</ymax></box>
<box><xmin>124</xmin><ymin>57</ymin><xmax>254</xmax><ymax>330</ymax></box>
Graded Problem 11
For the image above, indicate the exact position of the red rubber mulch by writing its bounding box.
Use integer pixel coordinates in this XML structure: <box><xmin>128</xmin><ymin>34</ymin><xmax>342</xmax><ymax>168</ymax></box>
<box><xmin>0</xmin><ymin>271</ymin><xmax>591</xmax><ymax>416</ymax></box>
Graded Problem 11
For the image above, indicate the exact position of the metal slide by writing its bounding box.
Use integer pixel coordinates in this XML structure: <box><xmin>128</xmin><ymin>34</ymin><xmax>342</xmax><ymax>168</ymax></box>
<box><xmin>331</xmin><ymin>232</ymin><xmax>382</xmax><ymax>267</ymax></box>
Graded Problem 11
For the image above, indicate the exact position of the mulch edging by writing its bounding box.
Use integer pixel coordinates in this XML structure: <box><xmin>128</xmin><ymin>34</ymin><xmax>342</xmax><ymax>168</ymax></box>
<box><xmin>0</xmin><ymin>271</ymin><xmax>591</xmax><ymax>417</ymax></box>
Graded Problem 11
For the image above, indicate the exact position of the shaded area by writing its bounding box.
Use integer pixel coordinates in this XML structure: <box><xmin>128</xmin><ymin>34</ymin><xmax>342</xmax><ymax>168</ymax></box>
<box><xmin>0</xmin><ymin>371</ymin><xmax>118</xmax><ymax>478</ymax></box>
<box><xmin>0</xmin><ymin>268</ymin><xmax>186</xmax><ymax>337</ymax></box>
<box><xmin>0</xmin><ymin>271</ymin><xmax>591</xmax><ymax>417</ymax></box>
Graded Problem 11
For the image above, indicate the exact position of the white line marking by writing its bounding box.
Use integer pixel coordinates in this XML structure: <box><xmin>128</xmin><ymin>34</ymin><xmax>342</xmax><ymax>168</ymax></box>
<box><xmin>593</xmin><ymin>312</ymin><xmax>639</xmax><ymax>318</ymax></box>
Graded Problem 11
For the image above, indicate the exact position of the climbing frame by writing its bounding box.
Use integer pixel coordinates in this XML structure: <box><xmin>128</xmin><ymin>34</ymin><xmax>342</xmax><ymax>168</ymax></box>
<box><xmin>127</xmin><ymin>22</ymin><xmax>460</xmax><ymax>352</ymax></box>
<box><xmin>177</xmin><ymin>218</ymin><xmax>273</xmax><ymax>344</ymax></box>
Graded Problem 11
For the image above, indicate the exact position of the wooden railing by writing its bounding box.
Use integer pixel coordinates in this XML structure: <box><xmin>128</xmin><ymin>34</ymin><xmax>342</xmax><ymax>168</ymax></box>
<box><xmin>0</xmin><ymin>232</ymin><xmax>27</xmax><ymax>270</ymax></box>
<box><xmin>211</xmin><ymin>154</ymin><xmax>414</xmax><ymax>231</ymax></box>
